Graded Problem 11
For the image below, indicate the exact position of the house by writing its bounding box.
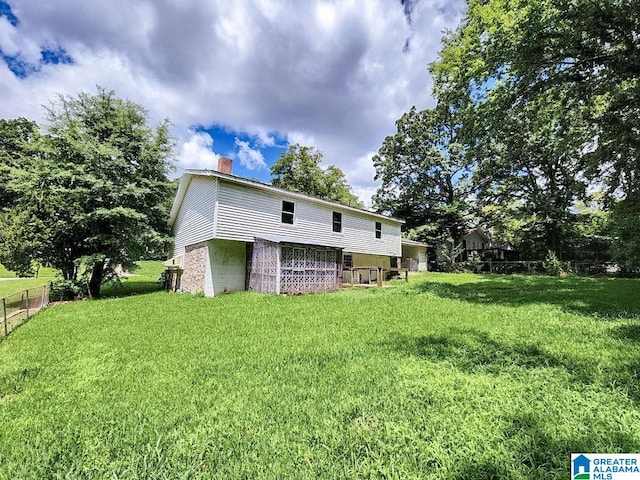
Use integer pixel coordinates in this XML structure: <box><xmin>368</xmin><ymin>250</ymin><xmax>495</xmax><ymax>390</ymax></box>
<box><xmin>167</xmin><ymin>158</ymin><xmax>404</xmax><ymax>296</ymax></box>
<box><xmin>401</xmin><ymin>238</ymin><xmax>428</xmax><ymax>271</ymax></box>
<box><xmin>462</xmin><ymin>227</ymin><xmax>519</xmax><ymax>261</ymax></box>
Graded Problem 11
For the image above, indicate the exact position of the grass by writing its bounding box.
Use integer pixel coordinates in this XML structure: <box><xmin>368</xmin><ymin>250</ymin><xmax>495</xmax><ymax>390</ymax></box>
<box><xmin>0</xmin><ymin>260</ymin><xmax>165</xmax><ymax>299</ymax></box>
<box><xmin>0</xmin><ymin>263</ymin><xmax>57</xmax><ymax>299</ymax></box>
<box><xmin>0</xmin><ymin>263</ymin><xmax>58</xmax><ymax>279</ymax></box>
<box><xmin>0</xmin><ymin>279</ymin><xmax>51</xmax><ymax>299</ymax></box>
<box><xmin>0</xmin><ymin>271</ymin><xmax>639</xmax><ymax>478</ymax></box>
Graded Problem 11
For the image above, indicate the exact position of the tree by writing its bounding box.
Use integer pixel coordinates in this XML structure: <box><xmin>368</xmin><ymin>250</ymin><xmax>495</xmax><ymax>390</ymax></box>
<box><xmin>430</xmin><ymin>0</ymin><xmax>639</xmax><ymax>260</ymax></box>
<box><xmin>611</xmin><ymin>193</ymin><xmax>640</xmax><ymax>272</ymax></box>
<box><xmin>472</xmin><ymin>89</ymin><xmax>593</xmax><ymax>258</ymax></box>
<box><xmin>0</xmin><ymin>118</ymin><xmax>41</xmax><ymax>212</ymax></box>
<box><xmin>0</xmin><ymin>118</ymin><xmax>45</xmax><ymax>276</ymax></box>
<box><xmin>270</xmin><ymin>144</ymin><xmax>363</xmax><ymax>207</ymax></box>
<box><xmin>372</xmin><ymin>104</ymin><xmax>474</xmax><ymax>247</ymax></box>
<box><xmin>0</xmin><ymin>87</ymin><xmax>175</xmax><ymax>297</ymax></box>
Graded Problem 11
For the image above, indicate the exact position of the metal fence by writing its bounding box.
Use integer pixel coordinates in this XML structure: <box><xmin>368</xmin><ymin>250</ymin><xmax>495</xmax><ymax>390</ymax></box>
<box><xmin>1</xmin><ymin>285</ymin><xmax>49</xmax><ymax>338</ymax></box>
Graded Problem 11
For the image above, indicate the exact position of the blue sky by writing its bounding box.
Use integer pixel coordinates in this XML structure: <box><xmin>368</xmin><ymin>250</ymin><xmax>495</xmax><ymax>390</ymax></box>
<box><xmin>0</xmin><ymin>0</ymin><xmax>465</xmax><ymax>205</ymax></box>
<box><xmin>194</xmin><ymin>125</ymin><xmax>287</xmax><ymax>182</ymax></box>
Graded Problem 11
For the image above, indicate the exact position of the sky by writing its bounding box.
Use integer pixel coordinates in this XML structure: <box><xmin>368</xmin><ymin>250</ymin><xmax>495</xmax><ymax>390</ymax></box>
<box><xmin>0</xmin><ymin>0</ymin><xmax>466</xmax><ymax>206</ymax></box>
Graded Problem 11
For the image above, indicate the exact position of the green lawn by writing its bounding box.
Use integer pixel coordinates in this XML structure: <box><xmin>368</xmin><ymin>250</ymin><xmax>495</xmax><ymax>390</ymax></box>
<box><xmin>1</xmin><ymin>272</ymin><xmax>639</xmax><ymax>479</ymax></box>
<box><xmin>0</xmin><ymin>260</ymin><xmax>165</xmax><ymax>299</ymax></box>
<box><xmin>0</xmin><ymin>263</ymin><xmax>59</xmax><ymax>279</ymax></box>
<box><xmin>0</xmin><ymin>263</ymin><xmax>57</xmax><ymax>299</ymax></box>
<box><xmin>0</xmin><ymin>279</ymin><xmax>51</xmax><ymax>299</ymax></box>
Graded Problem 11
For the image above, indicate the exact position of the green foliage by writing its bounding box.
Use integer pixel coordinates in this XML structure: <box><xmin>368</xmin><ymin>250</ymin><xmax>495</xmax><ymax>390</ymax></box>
<box><xmin>48</xmin><ymin>279</ymin><xmax>84</xmax><ymax>302</ymax></box>
<box><xmin>270</xmin><ymin>144</ymin><xmax>362</xmax><ymax>207</ymax></box>
<box><xmin>0</xmin><ymin>209</ymin><xmax>41</xmax><ymax>277</ymax></box>
<box><xmin>571</xmin><ymin>196</ymin><xmax>612</xmax><ymax>261</ymax></box>
<box><xmin>430</xmin><ymin>0</ymin><xmax>640</xmax><ymax>259</ymax></box>
<box><xmin>542</xmin><ymin>250</ymin><xmax>562</xmax><ymax>276</ymax></box>
<box><xmin>611</xmin><ymin>193</ymin><xmax>640</xmax><ymax>273</ymax></box>
<box><xmin>373</xmin><ymin>105</ymin><xmax>473</xmax><ymax>246</ymax></box>
<box><xmin>437</xmin><ymin>237</ymin><xmax>465</xmax><ymax>272</ymax></box>
<box><xmin>0</xmin><ymin>87</ymin><xmax>175</xmax><ymax>297</ymax></box>
<box><xmin>0</xmin><ymin>118</ymin><xmax>41</xmax><ymax>212</ymax></box>
<box><xmin>1</xmin><ymin>274</ymin><xmax>640</xmax><ymax>478</ymax></box>
<box><xmin>465</xmin><ymin>253</ymin><xmax>483</xmax><ymax>273</ymax></box>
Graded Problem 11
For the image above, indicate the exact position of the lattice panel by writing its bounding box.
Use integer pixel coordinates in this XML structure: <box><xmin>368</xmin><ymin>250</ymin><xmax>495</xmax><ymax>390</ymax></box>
<box><xmin>249</xmin><ymin>240</ymin><xmax>278</xmax><ymax>293</ymax></box>
<box><xmin>280</xmin><ymin>245</ymin><xmax>339</xmax><ymax>295</ymax></box>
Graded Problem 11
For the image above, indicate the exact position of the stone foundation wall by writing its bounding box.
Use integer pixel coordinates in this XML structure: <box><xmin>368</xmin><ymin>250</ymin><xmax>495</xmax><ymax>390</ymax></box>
<box><xmin>181</xmin><ymin>242</ymin><xmax>208</xmax><ymax>293</ymax></box>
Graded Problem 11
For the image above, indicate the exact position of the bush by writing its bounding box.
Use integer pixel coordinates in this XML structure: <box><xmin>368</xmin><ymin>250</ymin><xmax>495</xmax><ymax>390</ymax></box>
<box><xmin>465</xmin><ymin>255</ymin><xmax>483</xmax><ymax>273</ymax></box>
<box><xmin>49</xmin><ymin>279</ymin><xmax>84</xmax><ymax>302</ymax></box>
<box><xmin>542</xmin><ymin>251</ymin><xmax>562</xmax><ymax>276</ymax></box>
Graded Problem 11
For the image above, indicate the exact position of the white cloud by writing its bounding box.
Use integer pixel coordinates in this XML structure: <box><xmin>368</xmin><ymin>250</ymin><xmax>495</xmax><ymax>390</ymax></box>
<box><xmin>234</xmin><ymin>138</ymin><xmax>267</xmax><ymax>170</ymax></box>
<box><xmin>179</xmin><ymin>131</ymin><xmax>220</xmax><ymax>170</ymax></box>
<box><xmin>0</xmin><ymin>0</ymin><xmax>466</xmax><ymax>202</ymax></box>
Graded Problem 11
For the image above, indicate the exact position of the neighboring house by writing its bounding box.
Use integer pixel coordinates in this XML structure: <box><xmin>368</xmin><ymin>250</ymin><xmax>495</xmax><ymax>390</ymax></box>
<box><xmin>401</xmin><ymin>238</ymin><xmax>428</xmax><ymax>271</ymax></box>
<box><xmin>167</xmin><ymin>158</ymin><xmax>404</xmax><ymax>296</ymax></box>
<box><xmin>462</xmin><ymin>227</ymin><xmax>519</xmax><ymax>261</ymax></box>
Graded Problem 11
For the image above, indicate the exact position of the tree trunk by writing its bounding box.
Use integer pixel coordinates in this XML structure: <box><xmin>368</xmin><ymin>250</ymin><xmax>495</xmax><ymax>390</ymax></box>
<box><xmin>61</xmin><ymin>265</ymin><xmax>74</xmax><ymax>281</ymax></box>
<box><xmin>88</xmin><ymin>260</ymin><xmax>104</xmax><ymax>298</ymax></box>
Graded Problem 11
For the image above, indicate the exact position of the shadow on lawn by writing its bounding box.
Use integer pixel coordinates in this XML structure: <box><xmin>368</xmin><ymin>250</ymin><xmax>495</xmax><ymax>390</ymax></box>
<box><xmin>448</xmin><ymin>413</ymin><xmax>638</xmax><ymax>479</ymax></box>
<box><xmin>385</xmin><ymin>330</ymin><xmax>640</xmax><ymax>477</ymax></box>
<box><xmin>387</xmin><ymin>329</ymin><xmax>581</xmax><ymax>376</ymax></box>
<box><xmin>408</xmin><ymin>275</ymin><xmax>640</xmax><ymax>319</ymax></box>
<box><xmin>613</xmin><ymin>323</ymin><xmax>640</xmax><ymax>342</ymax></box>
<box><xmin>100</xmin><ymin>280</ymin><xmax>163</xmax><ymax>298</ymax></box>
<box><xmin>385</xmin><ymin>328</ymin><xmax>640</xmax><ymax>404</ymax></box>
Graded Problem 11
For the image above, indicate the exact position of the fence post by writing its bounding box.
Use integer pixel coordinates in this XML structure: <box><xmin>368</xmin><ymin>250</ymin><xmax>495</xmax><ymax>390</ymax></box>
<box><xmin>25</xmin><ymin>289</ymin><xmax>30</xmax><ymax>320</ymax></box>
<box><xmin>377</xmin><ymin>267</ymin><xmax>383</xmax><ymax>287</ymax></box>
<box><xmin>2</xmin><ymin>298</ymin><xmax>7</xmax><ymax>336</ymax></box>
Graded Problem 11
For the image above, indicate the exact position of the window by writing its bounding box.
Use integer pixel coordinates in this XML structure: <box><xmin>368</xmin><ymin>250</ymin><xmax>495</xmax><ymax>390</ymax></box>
<box><xmin>332</xmin><ymin>212</ymin><xmax>342</xmax><ymax>233</ymax></box>
<box><xmin>375</xmin><ymin>221</ymin><xmax>382</xmax><ymax>239</ymax></box>
<box><xmin>343</xmin><ymin>254</ymin><xmax>353</xmax><ymax>269</ymax></box>
<box><xmin>281</xmin><ymin>200</ymin><xmax>295</xmax><ymax>224</ymax></box>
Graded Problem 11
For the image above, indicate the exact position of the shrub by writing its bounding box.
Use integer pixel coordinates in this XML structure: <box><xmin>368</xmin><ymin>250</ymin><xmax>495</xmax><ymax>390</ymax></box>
<box><xmin>49</xmin><ymin>279</ymin><xmax>84</xmax><ymax>302</ymax></box>
<box><xmin>542</xmin><ymin>251</ymin><xmax>562</xmax><ymax>276</ymax></box>
<box><xmin>465</xmin><ymin>254</ymin><xmax>483</xmax><ymax>273</ymax></box>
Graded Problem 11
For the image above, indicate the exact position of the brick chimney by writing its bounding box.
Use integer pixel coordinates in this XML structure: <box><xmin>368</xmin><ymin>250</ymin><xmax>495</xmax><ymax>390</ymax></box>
<box><xmin>217</xmin><ymin>157</ymin><xmax>233</xmax><ymax>174</ymax></box>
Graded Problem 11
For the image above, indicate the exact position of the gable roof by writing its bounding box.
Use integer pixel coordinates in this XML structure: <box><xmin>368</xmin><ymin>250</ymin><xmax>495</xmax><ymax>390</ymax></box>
<box><xmin>463</xmin><ymin>227</ymin><xmax>491</xmax><ymax>243</ymax></box>
<box><xmin>168</xmin><ymin>169</ymin><xmax>405</xmax><ymax>227</ymax></box>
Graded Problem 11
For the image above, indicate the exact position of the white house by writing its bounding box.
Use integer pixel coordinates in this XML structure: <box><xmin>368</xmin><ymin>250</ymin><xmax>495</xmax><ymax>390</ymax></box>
<box><xmin>167</xmin><ymin>158</ymin><xmax>404</xmax><ymax>296</ymax></box>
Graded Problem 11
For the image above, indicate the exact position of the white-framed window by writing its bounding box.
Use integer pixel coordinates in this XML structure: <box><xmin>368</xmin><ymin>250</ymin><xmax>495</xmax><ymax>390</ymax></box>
<box><xmin>281</xmin><ymin>200</ymin><xmax>295</xmax><ymax>224</ymax></box>
<box><xmin>375</xmin><ymin>221</ymin><xmax>382</xmax><ymax>239</ymax></box>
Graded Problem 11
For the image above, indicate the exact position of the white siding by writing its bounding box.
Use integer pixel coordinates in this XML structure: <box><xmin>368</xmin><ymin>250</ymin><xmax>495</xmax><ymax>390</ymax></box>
<box><xmin>172</xmin><ymin>177</ymin><xmax>218</xmax><ymax>258</ymax></box>
<box><xmin>215</xmin><ymin>181</ymin><xmax>401</xmax><ymax>257</ymax></box>
<box><xmin>209</xmin><ymin>239</ymin><xmax>246</xmax><ymax>295</ymax></box>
